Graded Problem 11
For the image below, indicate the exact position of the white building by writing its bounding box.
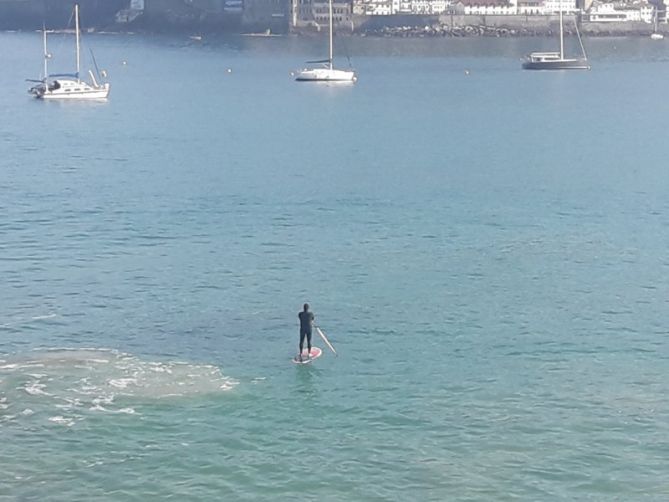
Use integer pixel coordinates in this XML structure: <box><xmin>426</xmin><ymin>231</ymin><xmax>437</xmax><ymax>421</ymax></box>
<box><xmin>543</xmin><ymin>0</ymin><xmax>578</xmax><ymax>14</ymax></box>
<box><xmin>517</xmin><ymin>0</ymin><xmax>546</xmax><ymax>14</ymax></box>
<box><xmin>357</xmin><ymin>0</ymin><xmax>450</xmax><ymax>14</ymax></box>
<box><xmin>357</xmin><ymin>0</ymin><xmax>395</xmax><ymax>15</ymax></box>
<box><xmin>354</xmin><ymin>0</ymin><xmax>663</xmax><ymax>19</ymax></box>
<box><xmin>457</xmin><ymin>0</ymin><xmax>517</xmax><ymax>14</ymax></box>
<box><xmin>407</xmin><ymin>0</ymin><xmax>449</xmax><ymax>13</ymax></box>
<box><xmin>587</xmin><ymin>2</ymin><xmax>653</xmax><ymax>22</ymax></box>
<box><xmin>430</xmin><ymin>0</ymin><xmax>449</xmax><ymax>12</ymax></box>
<box><xmin>397</xmin><ymin>0</ymin><xmax>412</xmax><ymax>12</ymax></box>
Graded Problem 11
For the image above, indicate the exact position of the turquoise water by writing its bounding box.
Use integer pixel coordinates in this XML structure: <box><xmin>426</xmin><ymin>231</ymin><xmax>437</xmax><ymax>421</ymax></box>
<box><xmin>2</xmin><ymin>32</ymin><xmax>669</xmax><ymax>499</ymax></box>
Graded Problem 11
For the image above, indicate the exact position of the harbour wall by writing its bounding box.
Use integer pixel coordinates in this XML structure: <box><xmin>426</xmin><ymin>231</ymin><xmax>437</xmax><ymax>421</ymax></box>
<box><xmin>354</xmin><ymin>14</ymin><xmax>663</xmax><ymax>37</ymax></box>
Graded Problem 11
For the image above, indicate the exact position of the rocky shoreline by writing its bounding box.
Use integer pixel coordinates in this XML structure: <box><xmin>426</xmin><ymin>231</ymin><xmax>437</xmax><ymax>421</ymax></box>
<box><xmin>2</xmin><ymin>25</ymin><xmax>663</xmax><ymax>38</ymax></box>
<box><xmin>360</xmin><ymin>25</ymin><xmax>565</xmax><ymax>37</ymax></box>
<box><xmin>358</xmin><ymin>24</ymin><xmax>662</xmax><ymax>37</ymax></box>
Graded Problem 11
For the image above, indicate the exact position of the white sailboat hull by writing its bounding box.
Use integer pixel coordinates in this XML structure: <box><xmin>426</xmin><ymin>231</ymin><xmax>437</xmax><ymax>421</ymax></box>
<box><xmin>30</xmin><ymin>79</ymin><xmax>110</xmax><ymax>100</ymax></box>
<box><xmin>522</xmin><ymin>53</ymin><xmax>590</xmax><ymax>70</ymax></box>
<box><xmin>295</xmin><ymin>67</ymin><xmax>357</xmax><ymax>82</ymax></box>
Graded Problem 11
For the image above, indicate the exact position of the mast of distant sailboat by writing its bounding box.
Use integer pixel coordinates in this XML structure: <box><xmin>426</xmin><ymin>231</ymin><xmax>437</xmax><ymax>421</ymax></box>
<box><xmin>75</xmin><ymin>4</ymin><xmax>81</xmax><ymax>81</ymax></box>
<box><xmin>42</xmin><ymin>27</ymin><xmax>48</xmax><ymax>83</ymax></box>
<box><xmin>328</xmin><ymin>0</ymin><xmax>334</xmax><ymax>71</ymax></box>
<box><xmin>559</xmin><ymin>10</ymin><xmax>564</xmax><ymax>60</ymax></box>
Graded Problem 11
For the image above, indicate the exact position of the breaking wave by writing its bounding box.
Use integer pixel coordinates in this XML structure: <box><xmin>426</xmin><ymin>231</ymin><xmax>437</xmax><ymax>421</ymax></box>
<box><xmin>0</xmin><ymin>348</ymin><xmax>237</xmax><ymax>426</ymax></box>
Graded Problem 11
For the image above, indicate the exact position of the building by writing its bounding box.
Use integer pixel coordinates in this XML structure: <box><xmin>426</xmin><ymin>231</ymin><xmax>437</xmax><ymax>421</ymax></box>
<box><xmin>586</xmin><ymin>1</ymin><xmax>653</xmax><ymax>22</ymax></box>
<box><xmin>355</xmin><ymin>0</ymin><xmax>395</xmax><ymax>14</ymax></box>
<box><xmin>351</xmin><ymin>0</ymin><xmax>665</xmax><ymax>20</ymax></box>
<box><xmin>517</xmin><ymin>0</ymin><xmax>546</xmax><ymax>14</ymax></box>
<box><xmin>398</xmin><ymin>0</ymin><xmax>412</xmax><ymax>12</ymax></box>
<box><xmin>543</xmin><ymin>0</ymin><xmax>578</xmax><ymax>13</ymax></box>
<box><xmin>406</xmin><ymin>0</ymin><xmax>449</xmax><ymax>13</ymax></box>
<box><xmin>353</xmin><ymin>0</ymin><xmax>447</xmax><ymax>14</ymax></box>
<box><xmin>454</xmin><ymin>0</ymin><xmax>516</xmax><ymax>15</ymax></box>
<box><xmin>292</xmin><ymin>0</ymin><xmax>353</xmax><ymax>29</ymax></box>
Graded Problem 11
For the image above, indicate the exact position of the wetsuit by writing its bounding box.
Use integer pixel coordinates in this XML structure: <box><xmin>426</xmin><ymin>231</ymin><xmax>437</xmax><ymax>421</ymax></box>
<box><xmin>298</xmin><ymin>310</ymin><xmax>314</xmax><ymax>354</ymax></box>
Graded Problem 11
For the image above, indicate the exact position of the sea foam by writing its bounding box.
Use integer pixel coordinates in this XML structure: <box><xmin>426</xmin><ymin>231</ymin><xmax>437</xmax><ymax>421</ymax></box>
<box><xmin>0</xmin><ymin>348</ymin><xmax>237</xmax><ymax>425</ymax></box>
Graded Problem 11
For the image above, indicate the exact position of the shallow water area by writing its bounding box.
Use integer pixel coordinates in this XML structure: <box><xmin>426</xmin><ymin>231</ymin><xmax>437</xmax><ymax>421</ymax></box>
<box><xmin>2</xmin><ymin>32</ymin><xmax>669</xmax><ymax>500</ymax></box>
<box><xmin>0</xmin><ymin>348</ymin><xmax>237</xmax><ymax>424</ymax></box>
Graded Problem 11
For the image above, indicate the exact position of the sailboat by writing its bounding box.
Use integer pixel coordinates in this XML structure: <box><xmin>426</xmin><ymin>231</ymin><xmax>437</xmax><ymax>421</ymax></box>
<box><xmin>651</xmin><ymin>7</ymin><xmax>664</xmax><ymax>40</ymax></box>
<box><xmin>28</xmin><ymin>4</ymin><xmax>110</xmax><ymax>99</ymax></box>
<box><xmin>295</xmin><ymin>0</ymin><xmax>356</xmax><ymax>82</ymax></box>
<box><xmin>522</xmin><ymin>11</ymin><xmax>590</xmax><ymax>70</ymax></box>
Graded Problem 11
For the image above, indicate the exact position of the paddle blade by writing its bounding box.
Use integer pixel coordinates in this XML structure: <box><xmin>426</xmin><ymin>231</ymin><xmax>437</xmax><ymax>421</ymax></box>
<box><xmin>316</xmin><ymin>327</ymin><xmax>337</xmax><ymax>356</ymax></box>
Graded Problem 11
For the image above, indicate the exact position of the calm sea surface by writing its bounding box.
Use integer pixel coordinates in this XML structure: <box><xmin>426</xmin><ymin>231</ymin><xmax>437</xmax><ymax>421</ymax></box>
<box><xmin>1</xmin><ymin>32</ymin><xmax>669</xmax><ymax>500</ymax></box>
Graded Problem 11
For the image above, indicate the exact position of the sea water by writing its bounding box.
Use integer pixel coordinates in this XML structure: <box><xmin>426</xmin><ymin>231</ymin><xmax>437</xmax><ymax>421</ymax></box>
<box><xmin>1</xmin><ymin>32</ymin><xmax>669</xmax><ymax>499</ymax></box>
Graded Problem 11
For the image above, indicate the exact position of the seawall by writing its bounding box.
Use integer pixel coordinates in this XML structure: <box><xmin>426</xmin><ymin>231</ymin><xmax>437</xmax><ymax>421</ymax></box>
<box><xmin>353</xmin><ymin>14</ymin><xmax>663</xmax><ymax>37</ymax></box>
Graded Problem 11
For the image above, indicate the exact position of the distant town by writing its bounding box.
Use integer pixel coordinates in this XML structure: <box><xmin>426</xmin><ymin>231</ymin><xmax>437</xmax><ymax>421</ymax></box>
<box><xmin>0</xmin><ymin>0</ymin><xmax>666</xmax><ymax>35</ymax></box>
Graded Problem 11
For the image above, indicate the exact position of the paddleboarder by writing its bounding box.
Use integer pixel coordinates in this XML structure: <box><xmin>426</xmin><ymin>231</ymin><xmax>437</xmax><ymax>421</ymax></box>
<box><xmin>298</xmin><ymin>303</ymin><xmax>315</xmax><ymax>361</ymax></box>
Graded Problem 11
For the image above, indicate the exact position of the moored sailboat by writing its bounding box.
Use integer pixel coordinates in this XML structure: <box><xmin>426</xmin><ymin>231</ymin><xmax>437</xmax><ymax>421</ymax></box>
<box><xmin>295</xmin><ymin>0</ymin><xmax>356</xmax><ymax>82</ymax></box>
<box><xmin>651</xmin><ymin>6</ymin><xmax>664</xmax><ymax>40</ymax></box>
<box><xmin>28</xmin><ymin>4</ymin><xmax>110</xmax><ymax>100</ymax></box>
<box><xmin>522</xmin><ymin>11</ymin><xmax>590</xmax><ymax>70</ymax></box>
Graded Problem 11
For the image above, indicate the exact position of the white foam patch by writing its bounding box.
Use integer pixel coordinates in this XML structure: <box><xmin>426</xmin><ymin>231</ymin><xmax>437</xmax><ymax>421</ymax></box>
<box><xmin>0</xmin><ymin>312</ymin><xmax>58</xmax><ymax>328</ymax></box>
<box><xmin>48</xmin><ymin>416</ymin><xmax>75</xmax><ymax>427</ymax></box>
<box><xmin>24</xmin><ymin>382</ymin><xmax>49</xmax><ymax>396</ymax></box>
<box><xmin>0</xmin><ymin>348</ymin><xmax>238</xmax><ymax>425</ymax></box>
<box><xmin>31</xmin><ymin>314</ymin><xmax>58</xmax><ymax>321</ymax></box>
<box><xmin>109</xmin><ymin>378</ymin><xmax>137</xmax><ymax>389</ymax></box>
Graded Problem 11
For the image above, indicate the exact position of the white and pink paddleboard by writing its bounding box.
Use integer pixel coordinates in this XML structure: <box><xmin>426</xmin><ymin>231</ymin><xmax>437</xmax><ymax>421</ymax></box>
<box><xmin>292</xmin><ymin>347</ymin><xmax>322</xmax><ymax>364</ymax></box>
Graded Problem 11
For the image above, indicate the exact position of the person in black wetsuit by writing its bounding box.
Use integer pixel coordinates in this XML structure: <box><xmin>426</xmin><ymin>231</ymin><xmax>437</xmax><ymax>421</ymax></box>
<box><xmin>298</xmin><ymin>303</ymin><xmax>315</xmax><ymax>360</ymax></box>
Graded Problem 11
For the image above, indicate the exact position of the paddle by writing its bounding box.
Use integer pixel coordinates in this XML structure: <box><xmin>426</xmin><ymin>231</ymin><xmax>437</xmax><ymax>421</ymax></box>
<box><xmin>315</xmin><ymin>326</ymin><xmax>337</xmax><ymax>356</ymax></box>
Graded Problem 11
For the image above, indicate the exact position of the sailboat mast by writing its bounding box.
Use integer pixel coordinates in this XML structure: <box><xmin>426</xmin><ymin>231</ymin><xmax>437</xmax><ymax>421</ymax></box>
<box><xmin>559</xmin><ymin>10</ymin><xmax>564</xmax><ymax>60</ymax></box>
<box><xmin>328</xmin><ymin>0</ymin><xmax>333</xmax><ymax>70</ymax></box>
<box><xmin>43</xmin><ymin>27</ymin><xmax>48</xmax><ymax>83</ymax></box>
<box><xmin>75</xmin><ymin>3</ymin><xmax>81</xmax><ymax>81</ymax></box>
